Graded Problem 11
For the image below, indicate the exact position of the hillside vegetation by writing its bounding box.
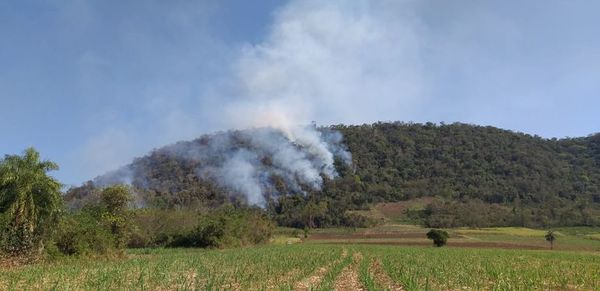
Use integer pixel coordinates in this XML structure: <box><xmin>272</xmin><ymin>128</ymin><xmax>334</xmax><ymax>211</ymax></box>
<box><xmin>66</xmin><ymin>122</ymin><xmax>600</xmax><ymax>228</ymax></box>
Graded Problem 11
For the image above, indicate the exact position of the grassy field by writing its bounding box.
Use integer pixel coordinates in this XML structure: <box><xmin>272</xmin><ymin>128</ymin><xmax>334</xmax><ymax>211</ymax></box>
<box><xmin>0</xmin><ymin>244</ymin><xmax>598</xmax><ymax>290</ymax></box>
<box><xmin>1</xmin><ymin>224</ymin><xmax>599</xmax><ymax>290</ymax></box>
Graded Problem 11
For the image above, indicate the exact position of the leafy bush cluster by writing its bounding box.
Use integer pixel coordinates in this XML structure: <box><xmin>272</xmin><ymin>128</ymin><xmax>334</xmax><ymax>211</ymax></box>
<box><xmin>130</xmin><ymin>205</ymin><xmax>274</xmax><ymax>249</ymax></box>
<box><xmin>50</xmin><ymin>185</ymin><xmax>134</xmax><ymax>256</ymax></box>
<box><xmin>426</xmin><ymin>229</ymin><xmax>449</xmax><ymax>247</ymax></box>
<box><xmin>50</xmin><ymin>212</ymin><xmax>116</xmax><ymax>256</ymax></box>
<box><xmin>1</xmin><ymin>148</ymin><xmax>275</xmax><ymax>261</ymax></box>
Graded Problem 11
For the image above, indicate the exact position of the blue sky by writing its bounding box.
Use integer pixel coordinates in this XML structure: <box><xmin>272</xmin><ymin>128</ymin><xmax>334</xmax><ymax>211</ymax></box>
<box><xmin>1</xmin><ymin>0</ymin><xmax>599</xmax><ymax>186</ymax></box>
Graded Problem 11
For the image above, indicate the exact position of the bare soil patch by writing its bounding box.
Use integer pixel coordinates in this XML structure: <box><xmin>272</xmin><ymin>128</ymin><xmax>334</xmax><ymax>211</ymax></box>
<box><xmin>294</xmin><ymin>266</ymin><xmax>329</xmax><ymax>291</ymax></box>
<box><xmin>266</xmin><ymin>268</ymin><xmax>300</xmax><ymax>290</ymax></box>
<box><xmin>377</xmin><ymin>197</ymin><xmax>435</xmax><ymax>218</ymax></box>
<box><xmin>326</xmin><ymin>241</ymin><xmax>547</xmax><ymax>250</ymax></box>
<box><xmin>294</xmin><ymin>248</ymin><xmax>348</xmax><ymax>291</ymax></box>
<box><xmin>369</xmin><ymin>259</ymin><xmax>403</xmax><ymax>290</ymax></box>
<box><xmin>308</xmin><ymin>232</ymin><xmax>426</xmax><ymax>240</ymax></box>
<box><xmin>0</xmin><ymin>254</ymin><xmax>40</xmax><ymax>269</ymax></box>
<box><xmin>333</xmin><ymin>252</ymin><xmax>364</xmax><ymax>291</ymax></box>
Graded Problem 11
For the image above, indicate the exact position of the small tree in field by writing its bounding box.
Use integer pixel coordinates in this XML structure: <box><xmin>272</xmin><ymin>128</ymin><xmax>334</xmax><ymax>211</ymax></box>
<box><xmin>545</xmin><ymin>230</ymin><xmax>556</xmax><ymax>250</ymax></box>
<box><xmin>426</xmin><ymin>229</ymin><xmax>449</xmax><ymax>247</ymax></box>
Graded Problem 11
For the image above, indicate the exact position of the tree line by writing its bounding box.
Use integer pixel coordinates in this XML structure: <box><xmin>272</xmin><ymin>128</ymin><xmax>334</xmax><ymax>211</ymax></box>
<box><xmin>0</xmin><ymin>148</ymin><xmax>273</xmax><ymax>260</ymax></box>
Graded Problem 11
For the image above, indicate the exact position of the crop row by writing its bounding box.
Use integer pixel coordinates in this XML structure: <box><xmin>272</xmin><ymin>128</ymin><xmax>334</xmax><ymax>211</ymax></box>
<box><xmin>0</xmin><ymin>245</ymin><xmax>598</xmax><ymax>290</ymax></box>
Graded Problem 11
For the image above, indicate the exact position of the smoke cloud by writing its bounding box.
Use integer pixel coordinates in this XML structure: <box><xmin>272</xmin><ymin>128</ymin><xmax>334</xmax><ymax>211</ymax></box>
<box><xmin>126</xmin><ymin>126</ymin><xmax>351</xmax><ymax>207</ymax></box>
<box><xmin>189</xmin><ymin>0</ymin><xmax>422</xmax><ymax>204</ymax></box>
<box><xmin>91</xmin><ymin>0</ymin><xmax>426</xmax><ymax>205</ymax></box>
<box><xmin>225</xmin><ymin>0</ymin><xmax>423</xmax><ymax>128</ymax></box>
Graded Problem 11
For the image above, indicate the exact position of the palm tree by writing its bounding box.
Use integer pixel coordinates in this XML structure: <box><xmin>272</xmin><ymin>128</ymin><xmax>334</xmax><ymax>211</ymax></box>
<box><xmin>0</xmin><ymin>148</ymin><xmax>63</xmax><ymax>254</ymax></box>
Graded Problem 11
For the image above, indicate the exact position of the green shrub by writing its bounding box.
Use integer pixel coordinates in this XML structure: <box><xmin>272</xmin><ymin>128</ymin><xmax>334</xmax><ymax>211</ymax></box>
<box><xmin>51</xmin><ymin>212</ymin><xmax>115</xmax><ymax>256</ymax></box>
<box><xmin>170</xmin><ymin>217</ymin><xmax>224</xmax><ymax>248</ymax></box>
<box><xmin>128</xmin><ymin>208</ymin><xmax>200</xmax><ymax>248</ymax></box>
<box><xmin>161</xmin><ymin>205</ymin><xmax>275</xmax><ymax>249</ymax></box>
<box><xmin>49</xmin><ymin>185</ymin><xmax>134</xmax><ymax>257</ymax></box>
<box><xmin>426</xmin><ymin>229</ymin><xmax>449</xmax><ymax>247</ymax></box>
<box><xmin>213</xmin><ymin>206</ymin><xmax>274</xmax><ymax>247</ymax></box>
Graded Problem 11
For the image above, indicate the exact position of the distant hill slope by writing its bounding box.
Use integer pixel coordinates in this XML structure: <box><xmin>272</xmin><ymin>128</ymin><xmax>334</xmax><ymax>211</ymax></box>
<box><xmin>66</xmin><ymin>122</ymin><xmax>600</xmax><ymax>228</ymax></box>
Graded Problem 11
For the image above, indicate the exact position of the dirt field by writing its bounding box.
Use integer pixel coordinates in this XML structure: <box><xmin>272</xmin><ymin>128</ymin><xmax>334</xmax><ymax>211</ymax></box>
<box><xmin>324</xmin><ymin>240</ymin><xmax>548</xmax><ymax>250</ymax></box>
<box><xmin>303</xmin><ymin>224</ymin><xmax>600</xmax><ymax>252</ymax></box>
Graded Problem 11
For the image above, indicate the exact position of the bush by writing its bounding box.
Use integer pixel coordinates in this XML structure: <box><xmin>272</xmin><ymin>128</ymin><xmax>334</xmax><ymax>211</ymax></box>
<box><xmin>51</xmin><ymin>212</ymin><xmax>115</xmax><ymax>256</ymax></box>
<box><xmin>426</xmin><ymin>229</ymin><xmax>449</xmax><ymax>247</ymax></box>
<box><xmin>215</xmin><ymin>206</ymin><xmax>274</xmax><ymax>247</ymax></box>
<box><xmin>156</xmin><ymin>205</ymin><xmax>275</xmax><ymax>249</ymax></box>
<box><xmin>50</xmin><ymin>185</ymin><xmax>134</xmax><ymax>257</ymax></box>
<box><xmin>128</xmin><ymin>208</ymin><xmax>205</xmax><ymax>248</ymax></box>
<box><xmin>170</xmin><ymin>217</ymin><xmax>224</xmax><ymax>248</ymax></box>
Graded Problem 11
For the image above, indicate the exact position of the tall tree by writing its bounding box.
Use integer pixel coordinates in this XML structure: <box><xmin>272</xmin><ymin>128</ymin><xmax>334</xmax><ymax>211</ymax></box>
<box><xmin>545</xmin><ymin>230</ymin><xmax>556</xmax><ymax>250</ymax></box>
<box><xmin>99</xmin><ymin>185</ymin><xmax>133</xmax><ymax>249</ymax></box>
<box><xmin>0</xmin><ymin>148</ymin><xmax>63</xmax><ymax>255</ymax></box>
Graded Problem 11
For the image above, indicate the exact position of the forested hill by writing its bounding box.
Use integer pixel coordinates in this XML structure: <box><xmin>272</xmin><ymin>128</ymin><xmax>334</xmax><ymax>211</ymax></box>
<box><xmin>66</xmin><ymin>122</ymin><xmax>600</xmax><ymax>228</ymax></box>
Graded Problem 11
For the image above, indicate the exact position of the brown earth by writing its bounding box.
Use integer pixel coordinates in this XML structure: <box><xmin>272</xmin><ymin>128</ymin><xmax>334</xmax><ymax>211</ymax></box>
<box><xmin>294</xmin><ymin>249</ymin><xmax>348</xmax><ymax>291</ymax></box>
<box><xmin>377</xmin><ymin>197</ymin><xmax>435</xmax><ymax>218</ymax></box>
<box><xmin>333</xmin><ymin>252</ymin><xmax>364</xmax><ymax>291</ymax></box>
<box><xmin>294</xmin><ymin>266</ymin><xmax>329</xmax><ymax>291</ymax></box>
<box><xmin>369</xmin><ymin>258</ymin><xmax>403</xmax><ymax>290</ymax></box>
<box><xmin>308</xmin><ymin>232</ymin><xmax>427</xmax><ymax>240</ymax></box>
<box><xmin>324</xmin><ymin>241</ymin><xmax>548</xmax><ymax>250</ymax></box>
<box><xmin>265</xmin><ymin>268</ymin><xmax>300</xmax><ymax>290</ymax></box>
<box><xmin>0</xmin><ymin>255</ymin><xmax>41</xmax><ymax>269</ymax></box>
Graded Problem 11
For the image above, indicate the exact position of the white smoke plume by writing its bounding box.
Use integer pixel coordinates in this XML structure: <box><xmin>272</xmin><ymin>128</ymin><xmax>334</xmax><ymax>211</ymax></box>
<box><xmin>90</xmin><ymin>0</ymin><xmax>424</xmax><ymax>206</ymax></box>
<box><xmin>225</xmin><ymin>0</ymin><xmax>423</xmax><ymax>128</ymax></box>
<box><xmin>187</xmin><ymin>127</ymin><xmax>351</xmax><ymax>207</ymax></box>
<box><xmin>215</xmin><ymin>149</ymin><xmax>265</xmax><ymax>206</ymax></box>
<box><xmin>196</xmin><ymin>0</ymin><xmax>422</xmax><ymax>204</ymax></box>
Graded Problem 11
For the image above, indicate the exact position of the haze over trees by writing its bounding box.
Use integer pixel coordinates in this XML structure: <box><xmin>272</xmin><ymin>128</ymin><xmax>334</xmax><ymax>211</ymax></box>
<box><xmin>66</xmin><ymin>122</ymin><xmax>600</xmax><ymax>229</ymax></box>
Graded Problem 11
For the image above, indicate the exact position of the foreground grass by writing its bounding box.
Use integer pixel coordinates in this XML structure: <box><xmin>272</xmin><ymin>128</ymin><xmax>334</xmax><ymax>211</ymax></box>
<box><xmin>1</xmin><ymin>244</ymin><xmax>598</xmax><ymax>290</ymax></box>
<box><xmin>370</xmin><ymin>246</ymin><xmax>599</xmax><ymax>290</ymax></box>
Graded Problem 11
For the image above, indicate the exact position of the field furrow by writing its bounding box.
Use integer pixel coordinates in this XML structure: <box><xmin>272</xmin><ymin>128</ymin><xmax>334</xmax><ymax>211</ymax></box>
<box><xmin>333</xmin><ymin>252</ymin><xmax>364</xmax><ymax>291</ymax></box>
<box><xmin>294</xmin><ymin>248</ymin><xmax>349</xmax><ymax>290</ymax></box>
<box><xmin>369</xmin><ymin>258</ymin><xmax>403</xmax><ymax>290</ymax></box>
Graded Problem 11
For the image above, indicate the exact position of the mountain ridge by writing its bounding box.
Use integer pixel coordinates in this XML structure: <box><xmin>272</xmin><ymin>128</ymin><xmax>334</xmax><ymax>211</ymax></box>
<box><xmin>66</xmin><ymin>121</ymin><xmax>600</xmax><ymax>228</ymax></box>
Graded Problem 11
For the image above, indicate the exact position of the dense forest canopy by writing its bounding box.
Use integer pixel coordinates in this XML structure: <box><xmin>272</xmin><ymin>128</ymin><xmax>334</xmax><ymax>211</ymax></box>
<box><xmin>66</xmin><ymin>122</ymin><xmax>600</xmax><ymax>228</ymax></box>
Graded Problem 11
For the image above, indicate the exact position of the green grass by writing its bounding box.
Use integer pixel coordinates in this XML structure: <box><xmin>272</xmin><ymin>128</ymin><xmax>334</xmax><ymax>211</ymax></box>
<box><xmin>367</xmin><ymin>245</ymin><xmax>600</xmax><ymax>290</ymax></box>
<box><xmin>1</xmin><ymin>244</ymin><xmax>598</xmax><ymax>290</ymax></box>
